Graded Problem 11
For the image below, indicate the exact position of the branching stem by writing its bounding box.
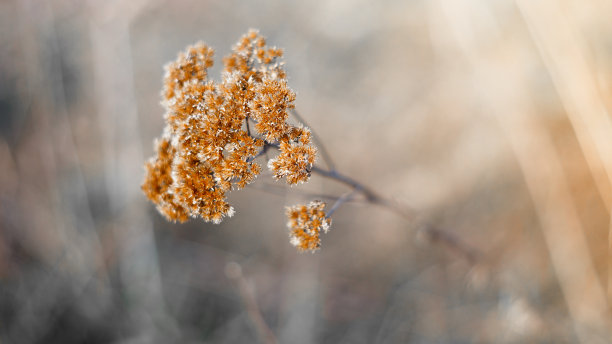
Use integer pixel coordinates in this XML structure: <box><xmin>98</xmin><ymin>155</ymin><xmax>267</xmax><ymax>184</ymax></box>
<box><xmin>245</xmin><ymin>111</ymin><xmax>480</xmax><ymax>263</ymax></box>
<box><xmin>254</xmin><ymin>135</ymin><xmax>480</xmax><ymax>263</ymax></box>
<box><xmin>310</xmin><ymin>165</ymin><xmax>479</xmax><ymax>263</ymax></box>
<box><xmin>326</xmin><ymin>188</ymin><xmax>361</xmax><ymax>217</ymax></box>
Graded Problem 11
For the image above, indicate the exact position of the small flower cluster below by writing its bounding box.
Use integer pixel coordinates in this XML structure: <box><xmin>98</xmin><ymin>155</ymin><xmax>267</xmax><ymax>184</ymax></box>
<box><xmin>286</xmin><ymin>200</ymin><xmax>331</xmax><ymax>252</ymax></box>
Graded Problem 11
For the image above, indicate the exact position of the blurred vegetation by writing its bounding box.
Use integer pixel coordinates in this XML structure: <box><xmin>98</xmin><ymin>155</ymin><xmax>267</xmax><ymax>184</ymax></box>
<box><xmin>1</xmin><ymin>0</ymin><xmax>612</xmax><ymax>343</ymax></box>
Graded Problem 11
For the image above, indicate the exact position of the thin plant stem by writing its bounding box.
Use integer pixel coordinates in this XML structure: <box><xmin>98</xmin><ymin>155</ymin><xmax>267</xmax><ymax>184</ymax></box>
<box><xmin>248</xmin><ymin>182</ymin><xmax>364</xmax><ymax>203</ymax></box>
<box><xmin>246</xmin><ymin>117</ymin><xmax>252</xmax><ymax>136</ymax></box>
<box><xmin>327</xmin><ymin>188</ymin><xmax>361</xmax><ymax>217</ymax></box>
<box><xmin>310</xmin><ymin>165</ymin><xmax>479</xmax><ymax>263</ymax></box>
<box><xmin>310</xmin><ymin>166</ymin><xmax>403</xmax><ymax>213</ymax></box>
<box><xmin>258</xmin><ymin>141</ymin><xmax>480</xmax><ymax>263</ymax></box>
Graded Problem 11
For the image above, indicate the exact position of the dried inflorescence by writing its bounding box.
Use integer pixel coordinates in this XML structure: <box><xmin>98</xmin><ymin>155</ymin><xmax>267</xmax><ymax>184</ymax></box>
<box><xmin>285</xmin><ymin>200</ymin><xmax>332</xmax><ymax>252</ymax></box>
<box><xmin>268</xmin><ymin>127</ymin><xmax>316</xmax><ymax>184</ymax></box>
<box><xmin>142</xmin><ymin>30</ymin><xmax>317</xmax><ymax>224</ymax></box>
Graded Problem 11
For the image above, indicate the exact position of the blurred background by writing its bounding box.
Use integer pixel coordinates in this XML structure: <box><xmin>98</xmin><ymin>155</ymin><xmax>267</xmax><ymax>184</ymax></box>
<box><xmin>2</xmin><ymin>0</ymin><xmax>612</xmax><ymax>342</ymax></box>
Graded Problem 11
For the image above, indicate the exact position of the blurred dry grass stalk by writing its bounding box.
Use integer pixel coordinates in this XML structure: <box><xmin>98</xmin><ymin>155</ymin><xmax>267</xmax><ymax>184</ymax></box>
<box><xmin>2</xmin><ymin>0</ymin><xmax>612</xmax><ymax>342</ymax></box>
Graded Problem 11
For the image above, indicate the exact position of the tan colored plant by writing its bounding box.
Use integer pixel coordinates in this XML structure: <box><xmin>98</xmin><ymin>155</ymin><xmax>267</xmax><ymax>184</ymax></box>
<box><xmin>143</xmin><ymin>29</ymin><xmax>477</xmax><ymax>256</ymax></box>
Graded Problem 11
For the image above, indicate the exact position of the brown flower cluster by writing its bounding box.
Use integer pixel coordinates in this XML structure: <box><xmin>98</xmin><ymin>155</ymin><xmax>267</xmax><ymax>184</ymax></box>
<box><xmin>142</xmin><ymin>30</ymin><xmax>317</xmax><ymax>224</ymax></box>
<box><xmin>285</xmin><ymin>200</ymin><xmax>331</xmax><ymax>252</ymax></box>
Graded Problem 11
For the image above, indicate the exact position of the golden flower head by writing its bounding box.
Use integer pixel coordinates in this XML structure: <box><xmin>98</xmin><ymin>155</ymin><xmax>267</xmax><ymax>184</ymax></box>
<box><xmin>285</xmin><ymin>200</ymin><xmax>332</xmax><ymax>252</ymax></box>
<box><xmin>142</xmin><ymin>30</ymin><xmax>317</xmax><ymax>223</ymax></box>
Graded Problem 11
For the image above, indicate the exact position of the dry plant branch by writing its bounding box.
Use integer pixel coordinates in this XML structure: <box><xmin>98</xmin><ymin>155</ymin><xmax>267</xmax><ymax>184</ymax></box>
<box><xmin>314</xmin><ymin>173</ymin><xmax>480</xmax><ymax>263</ymax></box>
<box><xmin>142</xmin><ymin>29</ymin><xmax>479</xmax><ymax>261</ymax></box>
<box><xmin>291</xmin><ymin>145</ymin><xmax>480</xmax><ymax>263</ymax></box>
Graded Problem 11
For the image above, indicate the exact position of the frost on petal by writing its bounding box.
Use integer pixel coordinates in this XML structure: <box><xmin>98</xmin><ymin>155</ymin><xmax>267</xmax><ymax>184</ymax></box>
<box><xmin>142</xmin><ymin>30</ymin><xmax>312</xmax><ymax>225</ymax></box>
<box><xmin>268</xmin><ymin>139</ymin><xmax>317</xmax><ymax>185</ymax></box>
<box><xmin>285</xmin><ymin>201</ymin><xmax>331</xmax><ymax>252</ymax></box>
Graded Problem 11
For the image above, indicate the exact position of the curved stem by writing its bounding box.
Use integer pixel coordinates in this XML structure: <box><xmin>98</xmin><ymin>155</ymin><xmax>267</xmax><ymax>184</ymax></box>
<box><xmin>311</xmin><ymin>166</ymin><xmax>413</xmax><ymax>219</ymax></box>
<box><xmin>326</xmin><ymin>188</ymin><xmax>361</xmax><ymax>217</ymax></box>
<box><xmin>253</xmin><ymin>130</ymin><xmax>480</xmax><ymax>263</ymax></box>
<box><xmin>310</xmin><ymin>165</ymin><xmax>479</xmax><ymax>264</ymax></box>
<box><xmin>248</xmin><ymin>182</ymin><xmax>364</xmax><ymax>203</ymax></box>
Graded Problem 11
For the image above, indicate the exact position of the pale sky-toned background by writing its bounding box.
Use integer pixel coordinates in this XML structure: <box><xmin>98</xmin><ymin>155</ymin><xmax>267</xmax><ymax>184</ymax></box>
<box><xmin>2</xmin><ymin>0</ymin><xmax>612</xmax><ymax>342</ymax></box>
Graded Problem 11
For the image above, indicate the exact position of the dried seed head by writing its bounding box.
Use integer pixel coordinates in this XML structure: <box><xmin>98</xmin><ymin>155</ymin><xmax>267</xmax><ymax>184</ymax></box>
<box><xmin>142</xmin><ymin>30</ymin><xmax>317</xmax><ymax>224</ymax></box>
<box><xmin>285</xmin><ymin>200</ymin><xmax>332</xmax><ymax>252</ymax></box>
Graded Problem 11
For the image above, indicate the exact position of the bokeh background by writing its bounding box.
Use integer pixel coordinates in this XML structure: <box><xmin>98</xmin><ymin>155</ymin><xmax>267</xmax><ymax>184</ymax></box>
<box><xmin>2</xmin><ymin>0</ymin><xmax>612</xmax><ymax>342</ymax></box>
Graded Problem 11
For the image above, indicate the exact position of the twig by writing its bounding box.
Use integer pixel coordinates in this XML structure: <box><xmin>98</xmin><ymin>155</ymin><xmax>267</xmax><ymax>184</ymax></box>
<box><xmin>312</xmin><ymin>165</ymin><xmax>479</xmax><ymax>263</ymax></box>
<box><xmin>326</xmin><ymin>188</ymin><xmax>361</xmax><ymax>217</ymax></box>
<box><xmin>246</xmin><ymin>117</ymin><xmax>252</xmax><ymax>136</ymax></box>
<box><xmin>247</xmin><ymin>182</ymin><xmax>364</xmax><ymax>203</ymax></box>
<box><xmin>257</xmin><ymin>141</ymin><xmax>480</xmax><ymax>263</ymax></box>
<box><xmin>310</xmin><ymin>166</ymin><xmax>401</xmax><ymax>212</ymax></box>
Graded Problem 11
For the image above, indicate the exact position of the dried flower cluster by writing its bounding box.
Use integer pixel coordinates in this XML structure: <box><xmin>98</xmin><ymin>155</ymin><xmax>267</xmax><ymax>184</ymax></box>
<box><xmin>142</xmin><ymin>30</ymin><xmax>333</xmax><ymax>252</ymax></box>
<box><xmin>142</xmin><ymin>30</ymin><xmax>317</xmax><ymax>226</ymax></box>
<box><xmin>285</xmin><ymin>201</ymin><xmax>331</xmax><ymax>252</ymax></box>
